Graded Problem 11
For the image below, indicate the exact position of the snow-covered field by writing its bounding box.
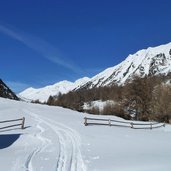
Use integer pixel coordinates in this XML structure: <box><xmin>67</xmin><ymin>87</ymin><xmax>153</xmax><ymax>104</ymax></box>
<box><xmin>0</xmin><ymin>97</ymin><xmax>171</xmax><ymax>171</ymax></box>
<box><xmin>83</xmin><ymin>100</ymin><xmax>115</xmax><ymax>112</ymax></box>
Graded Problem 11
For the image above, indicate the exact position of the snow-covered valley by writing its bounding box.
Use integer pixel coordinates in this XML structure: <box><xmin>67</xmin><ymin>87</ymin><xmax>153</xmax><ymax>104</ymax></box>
<box><xmin>0</xmin><ymin>98</ymin><xmax>171</xmax><ymax>171</ymax></box>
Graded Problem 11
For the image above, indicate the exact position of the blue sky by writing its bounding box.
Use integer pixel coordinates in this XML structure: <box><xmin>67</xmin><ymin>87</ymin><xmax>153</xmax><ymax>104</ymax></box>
<box><xmin>0</xmin><ymin>0</ymin><xmax>171</xmax><ymax>93</ymax></box>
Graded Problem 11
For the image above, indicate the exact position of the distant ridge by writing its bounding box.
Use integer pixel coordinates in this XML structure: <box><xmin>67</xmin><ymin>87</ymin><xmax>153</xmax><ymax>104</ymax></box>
<box><xmin>19</xmin><ymin>77</ymin><xmax>90</xmax><ymax>102</ymax></box>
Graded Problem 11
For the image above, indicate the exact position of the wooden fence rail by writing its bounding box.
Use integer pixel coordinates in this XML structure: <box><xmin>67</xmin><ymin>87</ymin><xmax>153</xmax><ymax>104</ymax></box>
<box><xmin>84</xmin><ymin>117</ymin><xmax>165</xmax><ymax>129</ymax></box>
<box><xmin>0</xmin><ymin>117</ymin><xmax>25</xmax><ymax>130</ymax></box>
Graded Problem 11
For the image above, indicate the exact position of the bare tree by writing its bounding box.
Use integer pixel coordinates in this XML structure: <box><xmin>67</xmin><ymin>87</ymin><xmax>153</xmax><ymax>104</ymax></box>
<box><xmin>151</xmin><ymin>84</ymin><xmax>171</xmax><ymax>122</ymax></box>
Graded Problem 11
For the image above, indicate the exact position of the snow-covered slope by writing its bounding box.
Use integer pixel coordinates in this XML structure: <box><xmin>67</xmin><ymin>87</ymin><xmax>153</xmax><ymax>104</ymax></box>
<box><xmin>19</xmin><ymin>77</ymin><xmax>90</xmax><ymax>102</ymax></box>
<box><xmin>78</xmin><ymin>42</ymin><xmax>171</xmax><ymax>89</ymax></box>
<box><xmin>0</xmin><ymin>97</ymin><xmax>171</xmax><ymax>171</ymax></box>
<box><xmin>83</xmin><ymin>100</ymin><xmax>115</xmax><ymax>112</ymax></box>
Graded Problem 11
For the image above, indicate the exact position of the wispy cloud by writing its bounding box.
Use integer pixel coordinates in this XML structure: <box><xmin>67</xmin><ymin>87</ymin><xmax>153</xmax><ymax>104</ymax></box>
<box><xmin>0</xmin><ymin>23</ymin><xmax>83</xmax><ymax>74</ymax></box>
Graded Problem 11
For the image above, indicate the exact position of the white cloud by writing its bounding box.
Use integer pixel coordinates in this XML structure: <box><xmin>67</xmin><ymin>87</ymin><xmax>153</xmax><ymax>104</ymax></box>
<box><xmin>0</xmin><ymin>24</ymin><xmax>83</xmax><ymax>74</ymax></box>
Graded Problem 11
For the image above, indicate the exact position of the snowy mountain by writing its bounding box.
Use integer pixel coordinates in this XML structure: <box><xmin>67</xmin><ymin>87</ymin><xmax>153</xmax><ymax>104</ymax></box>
<box><xmin>0</xmin><ymin>79</ymin><xmax>19</xmax><ymax>100</ymax></box>
<box><xmin>78</xmin><ymin>42</ymin><xmax>171</xmax><ymax>89</ymax></box>
<box><xmin>19</xmin><ymin>77</ymin><xmax>90</xmax><ymax>102</ymax></box>
<box><xmin>20</xmin><ymin>42</ymin><xmax>171</xmax><ymax>102</ymax></box>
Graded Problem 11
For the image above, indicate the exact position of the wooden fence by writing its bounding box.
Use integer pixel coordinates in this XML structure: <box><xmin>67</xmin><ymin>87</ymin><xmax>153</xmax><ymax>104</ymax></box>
<box><xmin>0</xmin><ymin>117</ymin><xmax>25</xmax><ymax>130</ymax></box>
<box><xmin>84</xmin><ymin>117</ymin><xmax>165</xmax><ymax>129</ymax></box>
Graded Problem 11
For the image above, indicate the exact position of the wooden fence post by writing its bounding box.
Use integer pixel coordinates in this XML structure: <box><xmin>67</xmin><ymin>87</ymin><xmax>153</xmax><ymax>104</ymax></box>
<box><xmin>131</xmin><ymin>122</ymin><xmax>133</xmax><ymax>128</ymax></box>
<box><xmin>163</xmin><ymin>122</ymin><xmax>165</xmax><ymax>127</ymax></box>
<box><xmin>108</xmin><ymin>119</ymin><xmax>111</xmax><ymax>126</ymax></box>
<box><xmin>150</xmin><ymin>123</ymin><xmax>152</xmax><ymax>129</ymax></box>
<box><xmin>84</xmin><ymin>117</ymin><xmax>88</xmax><ymax>126</ymax></box>
<box><xmin>21</xmin><ymin>117</ymin><xmax>25</xmax><ymax>129</ymax></box>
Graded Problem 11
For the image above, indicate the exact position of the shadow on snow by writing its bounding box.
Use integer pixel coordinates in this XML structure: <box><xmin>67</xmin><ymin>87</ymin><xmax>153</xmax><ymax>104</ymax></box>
<box><xmin>0</xmin><ymin>134</ymin><xmax>21</xmax><ymax>149</ymax></box>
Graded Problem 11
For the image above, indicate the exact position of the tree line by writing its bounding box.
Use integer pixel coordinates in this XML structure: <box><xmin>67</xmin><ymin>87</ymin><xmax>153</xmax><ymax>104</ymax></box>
<box><xmin>46</xmin><ymin>75</ymin><xmax>171</xmax><ymax>123</ymax></box>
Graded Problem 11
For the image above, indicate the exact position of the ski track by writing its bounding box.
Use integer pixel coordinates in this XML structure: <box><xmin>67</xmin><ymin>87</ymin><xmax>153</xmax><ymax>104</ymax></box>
<box><xmin>24</xmin><ymin>117</ymin><xmax>51</xmax><ymax>171</ymax></box>
<box><xmin>11</xmin><ymin>117</ymin><xmax>51</xmax><ymax>171</ymax></box>
<box><xmin>24</xmin><ymin>109</ymin><xmax>86</xmax><ymax>171</ymax></box>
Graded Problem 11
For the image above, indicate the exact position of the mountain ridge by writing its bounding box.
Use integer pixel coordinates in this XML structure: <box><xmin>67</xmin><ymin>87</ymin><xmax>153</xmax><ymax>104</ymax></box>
<box><xmin>19</xmin><ymin>42</ymin><xmax>171</xmax><ymax>102</ymax></box>
<box><xmin>78</xmin><ymin>42</ymin><xmax>171</xmax><ymax>89</ymax></box>
<box><xmin>19</xmin><ymin>77</ymin><xmax>90</xmax><ymax>102</ymax></box>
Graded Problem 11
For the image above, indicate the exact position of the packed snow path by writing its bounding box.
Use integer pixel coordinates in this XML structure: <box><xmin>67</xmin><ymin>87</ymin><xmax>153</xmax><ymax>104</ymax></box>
<box><xmin>25</xmin><ymin>111</ymin><xmax>86</xmax><ymax>171</ymax></box>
